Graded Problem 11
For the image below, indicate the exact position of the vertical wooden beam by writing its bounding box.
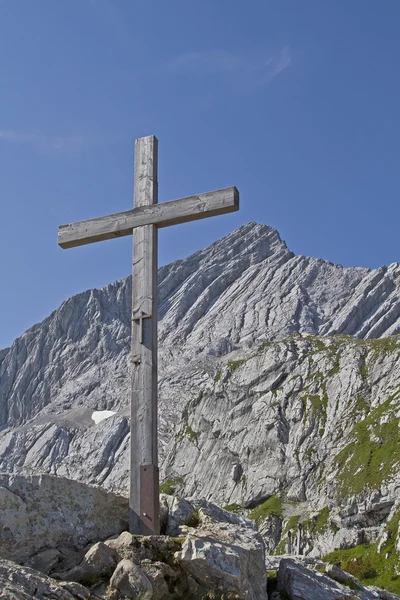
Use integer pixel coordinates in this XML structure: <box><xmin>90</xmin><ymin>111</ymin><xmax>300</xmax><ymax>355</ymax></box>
<box><xmin>130</xmin><ymin>135</ymin><xmax>160</xmax><ymax>535</ymax></box>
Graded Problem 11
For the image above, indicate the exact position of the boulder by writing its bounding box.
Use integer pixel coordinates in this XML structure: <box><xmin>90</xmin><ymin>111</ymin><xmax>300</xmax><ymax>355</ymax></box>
<box><xmin>0</xmin><ymin>473</ymin><xmax>129</xmax><ymax>563</ymax></box>
<box><xmin>24</xmin><ymin>548</ymin><xmax>62</xmax><ymax>575</ymax></box>
<box><xmin>174</xmin><ymin>500</ymin><xmax>267</xmax><ymax>600</ymax></box>
<box><xmin>110</xmin><ymin>559</ymin><xmax>153</xmax><ymax>598</ymax></box>
<box><xmin>58</xmin><ymin>541</ymin><xmax>117</xmax><ymax>585</ymax></box>
<box><xmin>140</xmin><ymin>559</ymin><xmax>178</xmax><ymax>600</ymax></box>
<box><xmin>0</xmin><ymin>558</ymin><xmax>95</xmax><ymax>600</ymax></box>
<box><xmin>161</xmin><ymin>493</ymin><xmax>198</xmax><ymax>536</ymax></box>
<box><xmin>277</xmin><ymin>558</ymin><xmax>400</xmax><ymax>600</ymax></box>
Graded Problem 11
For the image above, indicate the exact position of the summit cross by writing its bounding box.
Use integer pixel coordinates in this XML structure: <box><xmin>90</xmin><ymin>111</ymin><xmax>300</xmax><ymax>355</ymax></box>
<box><xmin>58</xmin><ymin>135</ymin><xmax>239</xmax><ymax>535</ymax></box>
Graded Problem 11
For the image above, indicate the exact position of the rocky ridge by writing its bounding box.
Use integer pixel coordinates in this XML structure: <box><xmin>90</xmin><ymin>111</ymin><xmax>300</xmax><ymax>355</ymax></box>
<box><xmin>1</xmin><ymin>473</ymin><xmax>398</xmax><ymax>600</ymax></box>
<box><xmin>0</xmin><ymin>473</ymin><xmax>267</xmax><ymax>599</ymax></box>
<box><xmin>1</xmin><ymin>222</ymin><xmax>400</xmax><ymax>591</ymax></box>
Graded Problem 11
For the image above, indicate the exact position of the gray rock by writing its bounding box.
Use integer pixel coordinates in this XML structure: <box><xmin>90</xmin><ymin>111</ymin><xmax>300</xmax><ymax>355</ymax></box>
<box><xmin>366</xmin><ymin>588</ymin><xmax>400</xmax><ymax>600</ymax></box>
<box><xmin>0</xmin><ymin>473</ymin><xmax>128</xmax><ymax>563</ymax></box>
<box><xmin>2</xmin><ymin>222</ymin><xmax>400</xmax><ymax>562</ymax></box>
<box><xmin>175</xmin><ymin>505</ymin><xmax>267</xmax><ymax>600</ymax></box>
<box><xmin>58</xmin><ymin>581</ymin><xmax>97</xmax><ymax>600</ymax></box>
<box><xmin>161</xmin><ymin>494</ymin><xmax>197</xmax><ymax>536</ymax></box>
<box><xmin>110</xmin><ymin>559</ymin><xmax>153</xmax><ymax>599</ymax></box>
<box><xmin>324</xmin><ymin>562</ymin><xmax>364</xmax><ymax>591</ymax></box>
<box><xmin>277</xmin><ymin>558</ymin><xmax>386</xmax><ymax>600</ymax></box>
<box><xmin>140</xmin><ymin>560</ymin><xmax>177</xmax><ymax>600</ymax></box>
<box><xmin>24</xmin><ymin>548</ymin><xmax>62</xmax><ymax>575</ymax></box>
<box><xmin>59</xmin><ymin>541</ymin><xmax>117</xmax><ymax>585</ymax></box>
<box><xmin>0</xmin><ymin>558</ymin><xmax>95</xmax><ymax>600</ymax></box>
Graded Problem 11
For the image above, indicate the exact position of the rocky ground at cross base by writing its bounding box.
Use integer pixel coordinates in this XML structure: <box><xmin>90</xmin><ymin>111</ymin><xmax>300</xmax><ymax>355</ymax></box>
<box><xmin>0</xmin><ymin>474</ymin><xmax>399</xmax><ymax>600</ymax></box>
<box><xmin>3</xmin><ymin>223</ymin><xmax>400</xmax><ymax>595</ymax></box>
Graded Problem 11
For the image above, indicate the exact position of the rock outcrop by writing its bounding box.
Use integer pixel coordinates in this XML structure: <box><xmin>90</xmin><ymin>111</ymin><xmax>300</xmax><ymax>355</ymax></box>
<box><xmin>0</xmin><ymin>560</ymin><xmax>93</xmax><ymax>600</ymax></box>
<box><xmin>0</xmin><ymin>473</ymin><xmax>128</xmax><ymax>563</ymax></box>
<box><xmin>0</xmin><ymin>473</ymin><xmax>267</xmax><ymax>599</ymax></box>
<box><xmin>2</xmin><ymin>222</ymin><xmax>400</xmax><ymax>575</ymax></box>
<box><xmin>274</xmin><ymin>558</ymin><xmax>400</xmax><ymax>600</ymax></box>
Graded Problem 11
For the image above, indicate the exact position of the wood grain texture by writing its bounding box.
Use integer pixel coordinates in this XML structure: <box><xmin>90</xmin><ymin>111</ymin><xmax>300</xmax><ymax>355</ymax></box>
<box><xmin>58</xmin><ymin>187</ymin><xmax>239</xmax><ymax>249</ymax></box>
<box><xmin>57</xmin><ymin>133</ymin><xmax>240</xmax><ymax>537</ymax></box>
<box><xmin>130</xmin><ymin>136</ymin><xmax>160</xmax><ymax>535</ymax></box>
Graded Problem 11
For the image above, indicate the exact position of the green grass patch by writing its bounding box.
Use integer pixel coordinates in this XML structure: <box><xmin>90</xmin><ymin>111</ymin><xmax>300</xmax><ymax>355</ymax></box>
<box><xmin>300</xmin><ymin>507</ymin><xmax>331</xmax><ymax>537</ymax></box>
<box><xmin>327</xmin><ymin>362</ymin><xmax>340</xmax><ymax>377</ymax></box>
<box><xmin>159</xmin><ymin>477</ymin><xmax>184</xmax><ymax>495</ymax></box>
<box><xmin>323</xmin><ymin>508</ymin><xmax>400</xmax><ymax>594</ymax></box>
<box><xmin>184</xmin><ymin>508</ymin><xmax>201</xmax><ymax>528</ymax></box>
<box><xmin>214</xmin><ymin>369</ymin><xmax>222</xmax><ymax>383</ymax></box>
<box><xmin>285</xmin><ymin>515</ymin><xmax>301</xmax><ymax>533</ymax></box>
<box><xmin>305</xmin><ymin>447</ymin><xmax>314</xmax><ymax>460</ymax></box>
<box><xmin>304</xmin><ymin>335</ymin><xmax>327</xmax><ymax>353</ymax></box>
<box><xmin>177</xmin><ymin>409</ymin><xmax>200</xmax><ymax>446</ymax></box>
<box><xmin>354</xmin><ymin>395</ymin><xmax>370</xmax><ymax>416</ymax></box>
<box><xmin>303</xmin><ymin>392</ymin><xmax>328</xmax><ymax>427</ymax></box>
<box><xmin>223</xmin><ymin>503</ymin><xmax>242</xmax><ymax>514</ymax></box>
<box><xmin>249</xmin><ymin>495</ymin><xmax>283</xmax><ymax>526</ymax></box>
<box><xmin>184</xmin><ymin>422</ymin><xmax>199</xmax><ymax>444</ymax></box>
<box><xmin>314</xmin><ymin>506</ymin><xmax>330</xmax><ymax>534</ymax></box>
<box><xmin>361</xmin><ymin>336</ymin><xmax>400</xmax><ymax>353</ymax></box>
<box><xmin>228</xmin><ymin>359</ymin><xmax>246</xmax><ymax>373</ymax></box>
<box><xmin>334</xmin><ymin>394</ymin><xmax>400</xmax><ymax>496</ymax></box>
<box><xmin>360</xmin><ymin>356</ymin><xmax>368</xmax><ymax>378</ymax></box>
<box><xmin>259</xmin><ymin>341</ymin><xmax>272</xmax><ymax>352</ymax></box>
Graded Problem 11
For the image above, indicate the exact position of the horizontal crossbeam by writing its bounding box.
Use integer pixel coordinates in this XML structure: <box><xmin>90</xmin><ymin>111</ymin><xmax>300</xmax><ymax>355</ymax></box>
<box><xmin>58</xmin><ymin>187</ymin><xmax>239</xmax><ymax>249</ymax></box>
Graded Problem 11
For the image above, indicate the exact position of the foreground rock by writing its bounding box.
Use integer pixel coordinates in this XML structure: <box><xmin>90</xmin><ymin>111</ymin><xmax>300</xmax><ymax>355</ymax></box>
<box><xmin>0</xmin><ymin>472</ymin><xmax>267</xmax><ymax>599</ymax></box>
<box><xmin>0</xmin><ymin>470</ymin><xmax>396</xmax><ymax>600</ymax></box>
<box><xmin>0</xmin><ymin>558</ymin><xmax>94</xmax><ymax>600</ymax></box>
<box><xmin>274</xmin><ymin>558</ymin><xmax>400</xmax><ymax>600</ymax></box>
<box><xmin>0</xmin><ymin>473</ymin><xmax>129</xmax><ymax>563</ymax></box>
<box><xmin>173</xmin><ymin>498</ymin><xmax>267</xmax><ymax>600</ymax></box>
<box><xmin>55</xmin><ymin>496</ymin><xmax>267</xmax><ymax>599</ymax></box>
<box><xmin>3</xmin><ymin>223</ymin><xmax>400</xmax><ymax>563</ymax></box>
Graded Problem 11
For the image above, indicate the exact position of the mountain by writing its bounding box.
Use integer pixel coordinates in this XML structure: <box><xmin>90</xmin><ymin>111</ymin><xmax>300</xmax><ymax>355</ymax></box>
<box><xmin>1</xmin><ymin>221</ymin><xmax>400</xmax><ymax>590</ymax></box>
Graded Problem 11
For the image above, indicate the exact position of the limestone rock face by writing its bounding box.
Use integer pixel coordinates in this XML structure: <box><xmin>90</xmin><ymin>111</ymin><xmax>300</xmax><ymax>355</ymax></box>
<box><xmin>52</xmin><ymin>494</ymin><xmax>266</xmax><ymax>599</ymax></box>
<box><xmin>276</xmin><ymin>558</ymin><xmax>400</xmax><ymax>600</ymax></box>
<box><xmin>0</xmin><ymin>471</ymin><xmax>398</xmax><ymax>600</ymax></box>
<box><xmin>0</xmin><ymin>473</ymin><xmax>128</xmax><ymax>563</ymax></box>
<box><xmin>175</xmin><ymin>498</ymin><xmax>267</xmax><ymax>600</ymax></box>
<box><xmin>0</xmin><ymin>559</ymin><xmax>94</xmax><ymax>600</ymax></box>
<box><xmin>2</xmin><ymin>222</ymin><xmax>400</xmax><ymax>559</ymax></box>
<box><xmin>110</xmin><ymin>559</ymin><xmax>153</xmax><ymax>599</ymax></box>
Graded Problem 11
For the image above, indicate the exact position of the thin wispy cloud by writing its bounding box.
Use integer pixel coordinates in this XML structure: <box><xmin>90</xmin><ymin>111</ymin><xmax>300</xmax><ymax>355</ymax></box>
<box><xmin>163</xmin><ymin>45</ymin><xmax>291</xmax><ymax>87</ymax></box>
<box><xmin>0</xmin><ymin>130</ymin><xmax>86</xmax><ymax>153</ymax></box>
<box><xmin>270</xmin><ymin>45</ymin><xmax>291</xmax><ymax>79</ymax></box>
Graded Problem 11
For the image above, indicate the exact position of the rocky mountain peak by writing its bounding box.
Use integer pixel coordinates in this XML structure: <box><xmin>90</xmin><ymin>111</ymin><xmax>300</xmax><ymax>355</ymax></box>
<box><xmin>2</xmin><ymin>222</ymin><xmax>400</xmax><ymax>594</ymax></box>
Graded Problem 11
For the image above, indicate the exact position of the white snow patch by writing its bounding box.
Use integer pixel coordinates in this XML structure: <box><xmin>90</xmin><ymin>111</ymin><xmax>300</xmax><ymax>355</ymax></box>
<box><xmin>92</xmin><ymin>410</ymin><xmax>116</xmax><ymax>425</ymax></box>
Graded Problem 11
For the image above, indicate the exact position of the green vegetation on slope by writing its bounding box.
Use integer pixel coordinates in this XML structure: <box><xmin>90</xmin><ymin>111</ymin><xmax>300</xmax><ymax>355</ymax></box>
<box><xmin>249</xmin><ymin>495</ymin><xmax>283</xmax><ymax>525</ymax></box>
<box><xmin>223</xmin><ymin>503</ymin><xmax>242</xmax><ymax>514</ymax></box>
<box><xmin>228</xmin><ymin>359</ymin><xmax>246</xmax><ymax>373</ymax></box>
<box><xmin>274</xmin><ymin>507</ymin><xmax>333</xmax><ymax>555</ymax></box>
<box><xmin>323</xmin><ymin>507</ymin><xmax>400</xmax><ymax>595</ymax></box>
<box><xmin>159</xmin><ymin>477</ymin><xmax>184</xmax><ymax>495</ymax></box>
<box><xmin>301</xmin><ymin>506</ymin><xmax>331</xmax><ymax>535</ymax></box>
<box><xmin>334</xmin><ymin>393</ymin><xmax>400</xmax><ymax>496</ymax></box>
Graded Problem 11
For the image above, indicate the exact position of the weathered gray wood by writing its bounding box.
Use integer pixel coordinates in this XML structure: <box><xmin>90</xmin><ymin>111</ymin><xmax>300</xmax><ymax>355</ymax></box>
<box><xmin>130</xmin><ymin>135</ymin><xmax>160</xmax><ymax>535</ymax></box>
<box><xmin>58</xmin><ymin>186</ymin><xmax>239</xmax><ymax>249</ymax></box>
<box><xmin>57</xmin><ymin>133</ymin><xmax>240</xmax><ymax>537</ymax></box>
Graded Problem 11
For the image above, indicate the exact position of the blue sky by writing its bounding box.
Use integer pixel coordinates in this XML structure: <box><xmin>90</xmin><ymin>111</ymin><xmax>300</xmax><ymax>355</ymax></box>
<box><xmin>1</xmin><ymin>0</ymin><xmax>400</xmax><ymax>348</ymax></box>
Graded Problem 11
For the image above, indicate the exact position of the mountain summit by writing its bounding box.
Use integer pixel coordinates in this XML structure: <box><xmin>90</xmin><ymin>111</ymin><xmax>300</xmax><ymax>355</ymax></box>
<box><xmin>1</xmin><ymin>222</ymin><xmax>400</xmax><ymax>588</ymax></box>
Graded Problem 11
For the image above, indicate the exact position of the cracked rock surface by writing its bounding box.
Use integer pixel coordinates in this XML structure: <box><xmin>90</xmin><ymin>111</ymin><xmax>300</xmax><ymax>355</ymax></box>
<box><xmin>2</xmin><ymin>222</ymin><xmax>400</xmax><ymax>561</ymax></box>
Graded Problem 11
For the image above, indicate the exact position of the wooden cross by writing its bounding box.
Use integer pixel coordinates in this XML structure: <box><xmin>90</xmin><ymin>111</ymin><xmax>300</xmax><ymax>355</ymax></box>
<box><xmin>58</xmin><ymin>135</ymin><xmax>239</xmax><ymax>535</ymax></box>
